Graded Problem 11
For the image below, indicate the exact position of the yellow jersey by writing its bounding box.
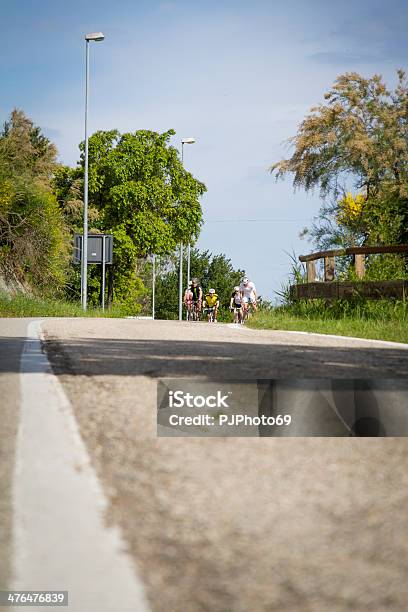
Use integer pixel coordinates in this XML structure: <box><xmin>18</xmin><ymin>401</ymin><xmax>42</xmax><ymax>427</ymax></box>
<box><xmin>205</xmin><ymin>294</ymin><xmax>219</xmax><ymax>307</ymax></box>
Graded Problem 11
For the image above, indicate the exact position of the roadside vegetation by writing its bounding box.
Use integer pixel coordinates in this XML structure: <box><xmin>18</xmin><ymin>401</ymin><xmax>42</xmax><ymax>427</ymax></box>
<box><xmin>254</xmin><ymin>70</ymin><xmax>408</xmax><ymax>343</ymax></box>
<box><xmin>0</xmin><ymin>291</ymin><xmax>125</xmax><ymax>318</ymax></box>
<box><xmin>53</xmin><ymin>128</ymin><xmax>206</xmax><ymax>312</ymax></box>
<box><xmin>248</xmin><ymin>298</ymin><xmax>408</xmax><ymax>344</ymax></box>
<box><xmin>248</xmin><ymin>254</ymin><xmax>408</xmax><ymax>344</ymax></box>
<box><xmin>0</xmin><ymin>109</ymin><xmax>212</xmax><ymax>316</ymax></box>
<box><xmin>271</xmin><ymin>70</ymin><xmax>408</xmax><ymax>251</ymax></box>
<box><xmin>0</xmin><ymin>110</ymin><xmax>69</xmax><ymax>295</ymax></box>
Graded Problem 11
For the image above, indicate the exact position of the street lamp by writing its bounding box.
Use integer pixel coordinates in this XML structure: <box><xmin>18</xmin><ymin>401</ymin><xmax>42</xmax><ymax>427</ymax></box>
<box><xmin>178</xmin><ymin>137</ymin><xmax>196</xmax><ymax>321</ymax></box>
<box><xmin>81</xmin><ymin>31</ymin><xmax>105</xmax><ymax>311</ymax></box>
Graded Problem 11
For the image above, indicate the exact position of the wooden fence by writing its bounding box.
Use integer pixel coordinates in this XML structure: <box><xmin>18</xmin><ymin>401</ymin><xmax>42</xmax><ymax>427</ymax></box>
<box><xmin>290</xmin><ymin>244</ymin><xmax>408</xmax><ymax>300</ymax></box>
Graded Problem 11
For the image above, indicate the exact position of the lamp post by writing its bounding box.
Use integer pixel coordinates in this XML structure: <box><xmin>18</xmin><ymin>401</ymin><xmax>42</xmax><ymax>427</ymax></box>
<box><xmin>178</xmin><ymin>137</ymin><xmax>196</xmax><ymax>321</ymax></box>
<box><xmin>81</xmin><ymin>31</ymin><xmax>105</xmax><ymax>311</ymax></box>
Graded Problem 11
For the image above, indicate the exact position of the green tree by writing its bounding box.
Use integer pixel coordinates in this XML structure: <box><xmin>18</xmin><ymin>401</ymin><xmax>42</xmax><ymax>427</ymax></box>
<box><xmin>55</xmin><ymin>128</ymin><xmax>207</xmax><ymax>312</ymax></box>
<box><xmin>52</xmin><ymin>164</ymin><xmax>100</xmax><ymax>230</ymax></box>
<box><xmin>0</xmin><ymin>110</ymin><xmax>69</xmax><ymax>292</ymax></box>
<box><xmin>271</xmin><ymin>71</ymin><xmax>408</xmax><ymax>251</ymax></box>
<box><xmin>0</xmin><ymin>109</ymin><xmax>57</xmax><ymax>182</ymax></box>
<box><xmin>85</xmin><ymin>128</ymin><xmax>206</xmax><ymax>252</ymax></box>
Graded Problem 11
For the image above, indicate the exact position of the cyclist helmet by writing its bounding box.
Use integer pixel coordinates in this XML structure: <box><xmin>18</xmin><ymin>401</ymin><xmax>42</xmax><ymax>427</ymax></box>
<box><xmin>191</xmin><ymin>277</ymin><xmax>199</xmax><ymax>285</ymax></box>
<box><xmin>209</xmin><ymin>288</ymin><xmax>215</xmax><ymax>294</ymax></box>
<box><xmin>234</xmin><ymin>286</ymin><xmax>240</xmax><ymax>291</ymax></box>
<box><xmin>243</xmin><ymin>277</ymin><xmax>249</xmax><ymax>284</ymax></box>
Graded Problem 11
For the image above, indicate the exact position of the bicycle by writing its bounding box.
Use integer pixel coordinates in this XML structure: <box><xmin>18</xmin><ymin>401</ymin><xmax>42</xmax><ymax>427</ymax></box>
<box><xmin>186</xmin><ymin>302</ymin><xmax>193</xmax><ymax>321</ymax></box>
<box><xmin>242</xmin><ymin>300</ymin><xmax>256</xmax><ymax>323</ymax></box>
<box><xmin>186</xmin><ymin>301</ymin><xmax>201</xmax><ymax>321</ymax></box>
<box><xmin>205</xmin><ymin>306</ymin><xmax>216</xmax><ymax>323</ymax></box>
<box><xmin>231</xmin><ymin>305</ymin><xmax>243</xmax><ymax>324</ymax></box>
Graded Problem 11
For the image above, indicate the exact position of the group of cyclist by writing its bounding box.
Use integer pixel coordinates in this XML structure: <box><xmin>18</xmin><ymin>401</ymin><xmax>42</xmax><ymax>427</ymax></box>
<box><xmin>183</xmin><ymin>277</ymin><xmax>257</xmax><ymax>323</ymax></box>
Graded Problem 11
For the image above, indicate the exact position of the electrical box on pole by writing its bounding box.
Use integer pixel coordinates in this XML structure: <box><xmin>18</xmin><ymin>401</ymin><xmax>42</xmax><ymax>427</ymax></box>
<box><xmin>74</xmin><ymin>234</ymin><xmax>113</xmax><ymax>310</ymax></box>
<box><xmin>74</xmin><ymin>234</ymin><xmax>113</xmax><ymax>264</ymax></box>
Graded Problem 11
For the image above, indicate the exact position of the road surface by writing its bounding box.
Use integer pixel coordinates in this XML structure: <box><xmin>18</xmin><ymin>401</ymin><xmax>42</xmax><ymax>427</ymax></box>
<box><xmin>1</xmin><ymin>317</ymin><xmax>408</xmax><ymax>612</ymax></box>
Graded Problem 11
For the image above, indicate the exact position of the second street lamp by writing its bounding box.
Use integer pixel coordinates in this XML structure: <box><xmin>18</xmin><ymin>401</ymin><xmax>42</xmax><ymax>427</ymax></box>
<box><xmin>81</xmin><ymin>31</ymin><xmax>105</xmax><ymax>311</ymax></box>
<box><xmin>178</xmin><ymin>137</ymin><xmax>196</xmax><ymax>321</ymax></box>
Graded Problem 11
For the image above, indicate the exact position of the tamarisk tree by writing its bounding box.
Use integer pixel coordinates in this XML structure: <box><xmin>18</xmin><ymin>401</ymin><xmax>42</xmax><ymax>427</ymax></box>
<box><xmin>271</xmin><ymin>71</ymin><xmax>408</xmax><ymax>248</ymax></box>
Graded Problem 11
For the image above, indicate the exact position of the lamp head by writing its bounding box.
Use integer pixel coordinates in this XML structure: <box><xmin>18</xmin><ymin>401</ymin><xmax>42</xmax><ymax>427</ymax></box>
<box><xmin>181</xmin><ymin>137</ymin><xmax>196</xmax><ymax>145</ymax></box>
<box><xmin>85</xmin><ymin>32</ymin><xmax>105</xmax><ymax>42</ymax></box>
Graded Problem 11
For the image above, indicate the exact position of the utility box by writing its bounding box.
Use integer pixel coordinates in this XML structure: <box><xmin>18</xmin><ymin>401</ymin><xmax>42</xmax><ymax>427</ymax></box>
<box><xmin>73</xmin><ymin>234</ymin><xmax>113</xmax><ymax>264</ymax></box>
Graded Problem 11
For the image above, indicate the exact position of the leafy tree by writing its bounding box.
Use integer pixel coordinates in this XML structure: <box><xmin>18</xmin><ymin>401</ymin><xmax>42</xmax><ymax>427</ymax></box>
<box><xmin>0</xmin><ymin>110</ymin><xmax>69</xmax><ymax>292</ymax></box>
<box><xmin>0</xmin><ymin>109</ymin><xmax>57</xmax><ymax>182</ymax></box>
<box><xmin>0</xmin><ymin>180</ymin><xmax>68</xmax><ymax>290</ymax></box>
<box><xmin>55</xmin><ymin>128</ymin><xmax>207</xmax><ymax>311</ymax></box>
<box><xmin>85</xmin><ymin>128</ymin><xmax>206</xmax><ymax>252</ymax></box>
<box><xmin>52</xmin><ymin>163</ymin><xmax>104</xmax><ymax>303</ymax></box>
<box><xmin>271</xmin><ymin>71</ymin><xmax>408</xmax><ymax>253</ymax></box>
<box><xmin>52</xmin><ymin>164</ymin><xmax>99</xmax><ymax>230</ymax></box>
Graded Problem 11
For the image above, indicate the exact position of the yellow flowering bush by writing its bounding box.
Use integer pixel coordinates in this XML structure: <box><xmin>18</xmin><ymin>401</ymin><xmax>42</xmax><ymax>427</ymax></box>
<box><xmin>0</xmin><ymin>179</ymin><xmax>14</xmax><ymax>214</ymax></box>
<box><xmin>337</xmin><ymin>192</ymin><xmax>365</xmax><ymax>227</ymax></box>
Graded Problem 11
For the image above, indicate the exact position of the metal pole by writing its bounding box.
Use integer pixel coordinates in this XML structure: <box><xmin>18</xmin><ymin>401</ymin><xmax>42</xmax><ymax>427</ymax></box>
<box><xmin>187</xmin><ymin>243</ymin><xmax>191</xmax><ymax>288</ymax></box>
<box><xmin>186</xmin><ymin>140</ymin><xmax>190</xmax><ymax>291</ymax></box>
<box><xmin>80</xmin><ymin>235</ymin><xmax>83</xmax><ymax>300</ymax></box>
<box><xmin>178</xmin><ymin>244</ymin><xmax>183</xmax><ymax>321</ymax></box>
<box><xmin>102</xmin><ymin>235</ymin><xmax>106</xmax><ymax>311</ymax></box>
<box><xmin>81</xmin><ymin>40</ymin><xmax>90</xmax><ymax>310</ymax></box>
<box><xmin>152</xmin><ymin>254</ymin><xmax>156</xmax><ymax>320</ymax></box>
<box><xmin>178</xmin><ymin>142</ymin><xmax>185</xmax><ymax>321</ymax></box>
<box><xmin>183</xmin><ymin>141</ymin><xmax>192</xmax><ymax>289</ymax></box>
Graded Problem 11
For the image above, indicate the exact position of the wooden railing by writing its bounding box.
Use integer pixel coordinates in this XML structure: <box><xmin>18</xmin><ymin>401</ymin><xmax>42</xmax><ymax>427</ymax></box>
<box><xmin>299</xmin><ymin>244</ymin><xmax>408</xmax><ymax>282</ymax></box>
<box><xmin>290</xmin><ymin>244</ymin><xmax>408</xmax><ymax>300</ymax></box>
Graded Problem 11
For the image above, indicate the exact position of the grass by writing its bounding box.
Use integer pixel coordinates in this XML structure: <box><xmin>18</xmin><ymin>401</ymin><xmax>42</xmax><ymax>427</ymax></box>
<box><xmin>0</xmin><ymin>291</ymin><xmax>126</xmax><ymax>318</ymax></box>
<box><xmin>247</xmin><ymin>299</ymin><xmax>408</xmax><ymax>344</ymax></box>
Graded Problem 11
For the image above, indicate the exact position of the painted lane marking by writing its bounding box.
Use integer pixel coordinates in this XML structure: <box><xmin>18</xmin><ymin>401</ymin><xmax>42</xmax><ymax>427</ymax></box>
<box><xmin>14</xmin><ymin>320</ymin><xmax>150</xmax><ymax>612</ymax></box>
<box><xmin>227</xmin><ymin>323</ymin><xmax>408</xmax><ymax>348</ymax></box>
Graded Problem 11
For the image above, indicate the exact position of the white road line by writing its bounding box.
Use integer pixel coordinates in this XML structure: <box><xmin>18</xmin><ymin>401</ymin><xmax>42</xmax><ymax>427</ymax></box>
<box><xmin>227</xmin><ymin>323</ymin><xmax>408</xmax><ymax>348</ymax></box>
<box><xmin>13</xmin><ymin>320</ymin><xmax>151</xmax><ymax>612</ymax></box>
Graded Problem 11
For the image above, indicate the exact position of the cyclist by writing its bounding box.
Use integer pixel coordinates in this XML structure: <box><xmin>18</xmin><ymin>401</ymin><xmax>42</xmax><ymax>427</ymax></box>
<box><xmin>204</xmin><ymin>288</ymin><xmax>219</xmax><ymax>322</ymax></box>
<box><xmin>188</xmin><ymin>278</ymin><xmax>203</xmax><ymax>319</ymax></box>
<box><xmin>240</xmin><ymin>277</ymin><xmax>257</xmax><ymax>318</ymax></box>
<box><xmin>230</xmin><ymin>286</ymin><xmax>243</xmax><ymax>323</ymax></box>
<box><xmin>183</xmin><ymin>286</ymin><xmax>194</xmax><ymax>320</ymax></box>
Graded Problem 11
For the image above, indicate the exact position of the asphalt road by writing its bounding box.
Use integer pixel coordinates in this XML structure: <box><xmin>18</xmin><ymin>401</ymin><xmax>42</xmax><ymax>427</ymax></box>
<box><xmin>1</xmin><ymin>317</ymin><xmax>408</xmax><ymax>612</ymax></box>
<box><xmin>0</xmin><ymin>319</ymin><xmax>24</xmax><ymax>598</ymax></box>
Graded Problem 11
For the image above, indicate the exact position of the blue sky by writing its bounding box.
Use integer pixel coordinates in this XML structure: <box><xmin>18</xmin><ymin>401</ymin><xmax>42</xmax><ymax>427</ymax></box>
<box><xmin>1</xmin><ymin>0</ymin><xmax>408</xmax><ymax>299</ymax></box>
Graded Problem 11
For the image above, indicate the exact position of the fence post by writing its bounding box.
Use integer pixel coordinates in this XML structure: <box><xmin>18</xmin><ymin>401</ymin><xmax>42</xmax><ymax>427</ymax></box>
<box><xmin>355</xmin><ymin>254</ymin><xmax>365</xmax><ymax>279</ymax></box>
<box><xmin>324</xmin><ymin>256</ymin><xmax>335</xmax><ymax>281</ymax></box>
<box><xmin>306</xmin><ymin>260</ymin><xmax>316</xmax><ymax>282</ymax></box>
